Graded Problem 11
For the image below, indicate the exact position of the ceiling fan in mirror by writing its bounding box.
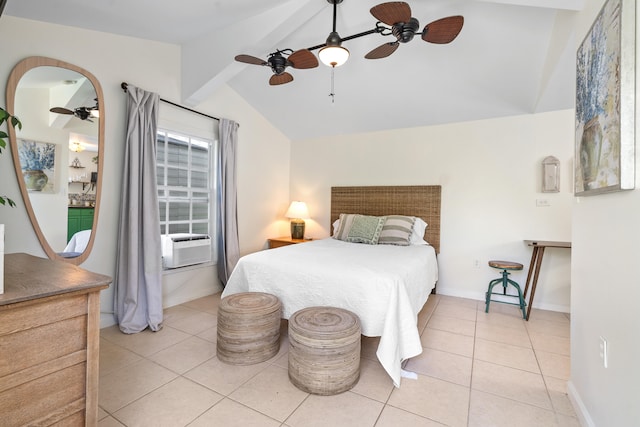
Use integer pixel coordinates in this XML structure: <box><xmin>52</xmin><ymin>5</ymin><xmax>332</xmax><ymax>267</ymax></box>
<box><xmin>234</xmin><ymin>1</ymin><xmax>464</xmax><ymax>86</ymax></box>
<box><xmin>50</xmin><ymin>98</ymin><xmax>99</xmax><ymax>121</ymax></box>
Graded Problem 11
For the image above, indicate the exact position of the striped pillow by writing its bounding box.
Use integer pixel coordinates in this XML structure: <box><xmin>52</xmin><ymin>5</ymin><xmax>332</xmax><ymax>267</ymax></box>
<box><xmin>333</xmin><ymin>213</ymin><xmax>357</xmax><ymax>241</ymax></box>
<box><xmin>378</xmin><ymin>215</ymin><xmax>417</xmax><ymax>246</ymax></box>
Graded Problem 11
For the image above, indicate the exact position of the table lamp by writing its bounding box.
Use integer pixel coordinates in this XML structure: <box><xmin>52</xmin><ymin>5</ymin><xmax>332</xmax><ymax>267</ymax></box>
<box><xmin>285</xmin><ymin>201</ymin><xmax>310</xmax><ymax>239</ymax></box>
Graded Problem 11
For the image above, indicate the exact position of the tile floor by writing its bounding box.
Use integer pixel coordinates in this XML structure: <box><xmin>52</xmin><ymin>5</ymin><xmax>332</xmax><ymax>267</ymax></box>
<box><xmin>98</xmin><ymin>293</ymin><xmax>578</xmax><ymax>427</ymax></box>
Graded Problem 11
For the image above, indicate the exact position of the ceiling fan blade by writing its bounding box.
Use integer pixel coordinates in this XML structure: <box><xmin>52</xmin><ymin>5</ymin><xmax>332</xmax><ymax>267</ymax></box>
<box><xmin>269</xmin><ymin>72</ymin><xmax>294</xmax><ymax>86</ymax></box>
<box><xmin>235</xmin><ymin>54</ymin><xmax>268</xmax><ymax>66</ymax></box>
<box><xmin>288</xmin><ymin>49</ymin><xmax>318</xmax><ymax>69</ymax></box>
<box><xmin>422</xmin><ymin>16</ymin><xmax>464</xmax><ymax>44</ymax></box>
<box><xmin>365</xmin><ymin>42</ymin><xmax>400</xmax><ymax>59</ymax></box>
<box><xmin>370</xmin><ymin>2</ymin><xmax>411</xmax><ymax>26</ymax></box>
<box><xmin>50</xmin><ymin>107</ymin><xmax>74</xmax><ymax>115</ymax></box>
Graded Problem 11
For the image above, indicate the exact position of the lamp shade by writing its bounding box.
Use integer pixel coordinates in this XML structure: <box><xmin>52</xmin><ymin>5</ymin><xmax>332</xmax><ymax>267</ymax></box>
<box><xmin>319</xmin><ymin>45</ymin><xmax>350</xmax><ymax>67</ymax></box>
<box><xmin>285</xmin><ymin>201</ymin><xmax>310</xmax><ymax>219</ymax></box>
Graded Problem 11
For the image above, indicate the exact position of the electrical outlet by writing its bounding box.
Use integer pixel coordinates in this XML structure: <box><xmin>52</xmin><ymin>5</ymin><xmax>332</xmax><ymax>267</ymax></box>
<box><xmin>474</xmin><ymin>259</ymin><xmax>481</xmax><ymax>269</ymax></box>
<box><xmin>536</xmin><ymin>199</ymin><xmax>550</xmax><ymax>207</ymax></box>
<box><xmin>599</xmin><ymin>336</ymin><xmax>608</xmax><ymax>368</ymax></box>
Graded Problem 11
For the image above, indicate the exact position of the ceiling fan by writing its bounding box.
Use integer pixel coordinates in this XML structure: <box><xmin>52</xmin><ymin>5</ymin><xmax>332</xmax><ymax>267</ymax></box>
<box><xmin>235</xmin><ymin>1</ymin><xmax>464</xmax><ymax>86</ymax></box>
<box><xmin>50</xmin><ymin>98</ymin><xmax>99</xmax><ymax>122</ymax></box>
<box><xmin>365</xmin><ymin>2</ymin><xmax>464</xmax><ymax>59</ymax></box>
<box><xmin>234</xmin><ymin>49</ymin><xmax>319</xmax><ymax>86</ymax></box>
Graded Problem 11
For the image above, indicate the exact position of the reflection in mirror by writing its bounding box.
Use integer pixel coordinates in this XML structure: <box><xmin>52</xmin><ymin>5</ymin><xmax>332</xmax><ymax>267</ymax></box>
<box><xmin>7</xmin><ymin>57</ymin><xmax>104</xmax><ymax>265</ymax></box>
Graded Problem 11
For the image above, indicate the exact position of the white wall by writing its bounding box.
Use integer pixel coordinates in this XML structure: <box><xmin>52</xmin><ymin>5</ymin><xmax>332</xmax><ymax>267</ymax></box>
<box><xmin>0</xmin><ymin>16</ymin><xmax>292</xmax><ymax>327</ymax></box>
<box><xmin>290</xmin><ymin>110</ymin><xmax>574</xmax><ymax>312</ymax></box>
<box><xmin>568</xmin><ymin>1</ymin><xmax>640</xmax><ymax>425</ymax></box>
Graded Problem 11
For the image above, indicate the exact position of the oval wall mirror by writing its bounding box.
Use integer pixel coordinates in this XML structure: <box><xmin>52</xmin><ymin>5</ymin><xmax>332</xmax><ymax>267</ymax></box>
<box><xmin>6</xmin><ymin>56</ymin><xmax>104</xmax><ymax>265</ymax></box>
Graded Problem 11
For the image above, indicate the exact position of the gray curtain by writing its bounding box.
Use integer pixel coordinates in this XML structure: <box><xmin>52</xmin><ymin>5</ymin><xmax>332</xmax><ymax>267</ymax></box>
<box><xmin>114</xmin><ymin>85</ymin><xmax>163</xmax><ymax>333</ymax></box>
<box><xmin>216</xmin><ymin>119</ymin><xmax>240</xmax><ymax>286</ymax></box>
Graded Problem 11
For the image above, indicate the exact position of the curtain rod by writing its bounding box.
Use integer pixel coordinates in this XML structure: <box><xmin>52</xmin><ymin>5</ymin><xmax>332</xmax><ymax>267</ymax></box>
<box><xmin>120</xmin><ymin>82</ymin><xmax>225</xmax><ymax>123</ymax></box>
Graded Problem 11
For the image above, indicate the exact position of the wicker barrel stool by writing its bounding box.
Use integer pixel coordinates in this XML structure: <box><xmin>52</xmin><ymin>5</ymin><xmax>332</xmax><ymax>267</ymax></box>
<box><xmin>288</xmin><ymin>306</ymin><xmax>361</xmax><ymax>395</ymax></box>
<box><xmin>485</xmin><ymin>260</ymin><xmax>527</xmax><ymax>320</ymax></box>
<box><xmin>217</xmin><ymin>292</ymin><xmax>282</xmax><ymax>365</ymax></box>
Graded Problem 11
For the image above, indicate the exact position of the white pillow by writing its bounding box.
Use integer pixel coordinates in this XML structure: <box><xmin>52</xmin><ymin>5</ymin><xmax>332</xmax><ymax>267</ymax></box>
<box><xmin>410</xmin><ymin>218</ymin><xmax>429</xmax><ymax>245</ymax></box>
<box><xmin>332</xmin><ymin>219</ymin><xmax>340</xmax><ymax>236</ymax></box>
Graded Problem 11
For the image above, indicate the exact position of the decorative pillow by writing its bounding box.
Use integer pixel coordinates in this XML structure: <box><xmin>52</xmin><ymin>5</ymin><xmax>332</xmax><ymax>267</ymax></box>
<box><xmin>346</xmin><ymin>215</ymin><xmax>386</xmax><ymax>245</ymax></box>
<box><xmin>333</xmin><ymin>213</ymin><xmax>356</xmax><ymax>240</ymax></box>
<box><xmin>410</xmin><ymin>217</ymin><xmax>429</xmax><ymax>245</ymax></box>
<box><xmin>332</xmin><ymin>219</ymin><xmax>340</xmax><ymax>236</ymax></box>
<box><xmin>378</xmin><ymin>215</ymin><xmax>416</xmax><ymax>246</ymax></box>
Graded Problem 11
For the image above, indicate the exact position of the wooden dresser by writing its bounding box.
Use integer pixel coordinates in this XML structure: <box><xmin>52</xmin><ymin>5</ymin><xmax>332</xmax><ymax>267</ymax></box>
<box><xmin>0</xmin><ymin>253</ymin><xmax>112</xmax><ymax>426</ymax></box>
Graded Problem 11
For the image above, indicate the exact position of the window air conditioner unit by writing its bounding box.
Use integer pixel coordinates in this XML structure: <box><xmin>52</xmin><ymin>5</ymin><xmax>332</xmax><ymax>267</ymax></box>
<box><xmin>161</xmin><ymin>233</ymin><xmax>212</xmax><ymax>269</ymax></box>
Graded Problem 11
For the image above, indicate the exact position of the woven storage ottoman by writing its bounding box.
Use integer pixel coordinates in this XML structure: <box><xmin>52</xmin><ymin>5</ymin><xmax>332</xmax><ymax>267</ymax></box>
<box><xmin>288</xmin><ymin>306</ymin><xmax>361</xmax><ymax>395</ymax></box>
<box><xmin>217</xmin><ymin>292</ymin><xmax>282</xmax><ymax>365</ymax></box>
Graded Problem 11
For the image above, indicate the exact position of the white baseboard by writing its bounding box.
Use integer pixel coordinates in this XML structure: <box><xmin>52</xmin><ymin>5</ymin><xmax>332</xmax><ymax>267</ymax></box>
<box><xmin>568</xmin><ymin>380</ymin><xmax>595</xmax><ymax>427</ymax></box>
<box><xmin>435</xmin><ymin>287</ymin><xmax>570</xmax><ymax>313</ymax></box>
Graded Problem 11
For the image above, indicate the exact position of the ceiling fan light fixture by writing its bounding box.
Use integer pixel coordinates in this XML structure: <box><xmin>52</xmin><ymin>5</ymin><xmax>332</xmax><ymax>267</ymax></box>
<box><xmin>319</xmin><ymin>32</ymin><xmax>349</xmax><ymax>67</ymax></box>
<box><xmin>90</xmin><ymin>109</ymin><xmax>100</xmax><ymax>118</ymax></box>
<box><xmin>69</xmin><ymin>141</ymin><xmax>85</xmax><ymax>153</ymax></box>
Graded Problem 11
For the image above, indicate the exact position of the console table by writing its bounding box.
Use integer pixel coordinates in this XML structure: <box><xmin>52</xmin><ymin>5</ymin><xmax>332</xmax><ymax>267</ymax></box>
<box><xmin>0</xmin><ymin>253</ymin><xmax>112</xmax><ymax>426</ymax></box>
<box><xmin>523</xmin><ymin>240</ymin><xmax>571</xmax><ymax>320</ymax></box>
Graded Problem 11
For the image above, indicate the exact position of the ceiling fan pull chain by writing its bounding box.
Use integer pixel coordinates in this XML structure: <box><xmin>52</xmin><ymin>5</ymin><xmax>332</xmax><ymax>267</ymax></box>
<box><xmin>329</xmin><ymin>67</ymin><xmax>336</xmax><ymax>103</ymax></box>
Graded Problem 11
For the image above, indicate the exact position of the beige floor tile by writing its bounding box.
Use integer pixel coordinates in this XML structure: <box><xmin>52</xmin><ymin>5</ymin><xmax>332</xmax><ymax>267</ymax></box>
<box><xmin>536</xmin><ymin>350</ymin><xmax>571</xmax><ymax>380</ymax></box>
<box><xmin>350</xmin><ymin>358</ymin><xmax>395</xmax><ymax>402</ymax></box>
<box><xmin>98</xmin><ymin>406</ymin><xmax>109</xmax><ymax>421</ymax></box>
<box><xmin>530</xmin><ymin>333</ymin><xmax>570</xmax><ymax>356</ymax></box>
<box><xmin>437</xmin><ymin>295</ymin><xmax>479</xmax><ymax>310</ymax></box>
<box><xmin>99</xmin><ymin>339</ymin><xmax>143</xmax><ymax>376</ymax></box>
<box><xmin>375</xmin><ymin>405</ymin><xmax>443</xmax><ymax>427</ymax></box>
<box><xmin>189</xmin><ymin>398</ymin><xmax>281</xmax><ymax>427</ymax></box>
<box><xmin>477</xmin><ymin>310</ymin><xmax>527</xmax><ymax>330</ymax></box>
<box><xmin>417</xmin><ymin>297</ymin><xmax>437</xmax><ymax>333</ymax></box>
<box><xmin>426</xmin><ymin>314</ymin><xmax>476</xmax><ymax>336</ymax></box>
<box><xmin>182</xmin><ymin>293</ymin><xmax>221</xmax><ymax>314</ymax></box>
<box><xmin>545</xmin><ymin>376</ymin><xmax>577</xmax><ymax>417</ymax></box>
<box><xmin>184</xmin><ymin>356</ymin><xmax>268</xmax><ymax>396</ymax></box>
<box><xmin>420</xmin><ymin>327</ymin><xmax>475</xmax><ymax>357</ymax></box>
<box><xmin>98</xmin><ymin>416</ymin><xmax>126</xmax><ymax>427</ymax></box>
<box><xmin>474</xmin><ymin>339</ymin><xmax>540</xmax><ymax>373</ymax></box>
<box><xmin>196</xmin><ymin>325</ymin><xmax>217</xmax><ymax>343</ymax></box>
<box><xmin>556</xmin><ymin>413</ymin><xmax>581</xmax><ymax>426</ymax></box>
<box><xmin>148</xmin><ymin>335</ymin><xmax>216</xmax><ymax>374</ymax></box>
<box><xmin>468</xmin><ymin>389</ymin><xmax>557</xmax><ymax>427</ymax></box>
<box><xmin>100</xmin><ymin>325</ymin><xmax>191</xmax><ymax>357</ymax></box>
<box><xmin>229</xmin><ymin>365</ymin><xmax>309</xmax><ymax>422</ymax></box>
<box><xmin>98</xmin><ymin>359</ymin><xmax>178</xmax><ymax>413</ymax></box>
<box><xmin>528</xmin><ymin>308</ymin><xmax>570</xmax><ymax>324</ymax></box>
<box><xmin>433</xmin><ymin>303</ymin><xmax>477</xmax><ymax>321</ymax></box>
<box><xmin>484</xmin><ymin>300</ymin><xmax>527</xmax><ymax>318</ymax></box>
<box><xmin>163</xmin><ymin>311</ymin><xmax>217</xmax><ymax>335</ymax></box>
<box><xmin>525</xmin><ymin>318</ymin><xmax>570</xmax><ymax>338</ymax></box>
<box><xmin>475</xmin><ymin>321</ymin><xmax>532</xmax><ymax>348</ymax></box>
<box><xmin>405</xmin><ymin>348</ymin><xmax>472</xmax><ymax>386</ymax></box>
<box><xmin>162</xmin><ymin>305</ymin><xmax>202</xmax><ymax>324</ymax></box>
<box><xmin>286</xmin><ymin>392</ymin><xmax>384</xmax><ymax>427</ymax></box>
<box><xmin>113</xmin><ymin>377</ymin><xmax>222</xmax><ymax>427</ymax></box>
<box><xmin>387</xmin><ymin>374</ymin><xmax>469</xmax><ymax>427</ymax></box>
<box><xmin>272</xmin><ymin>350</ymin><xmax>290</xmax><ymax>369</ymax></box>
<box><xmin>471</xmin><ymin>360</ymin><xmax>552</xmax><ymax>410</ymax></box>
<box><xmin>361</xmin><ymin>336</ymin><xmax>381</xmax><ymax>361</ymax></box>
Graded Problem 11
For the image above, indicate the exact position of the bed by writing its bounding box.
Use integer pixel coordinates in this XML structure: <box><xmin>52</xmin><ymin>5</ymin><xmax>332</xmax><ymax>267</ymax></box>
<box><xmin>222</xmin><ymin>185</ymin><xmax>441</xmax><ymax>387</ymax></box>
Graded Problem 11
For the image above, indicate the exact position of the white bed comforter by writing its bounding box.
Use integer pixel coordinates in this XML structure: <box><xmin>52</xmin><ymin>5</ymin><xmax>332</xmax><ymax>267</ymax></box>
<box><xmin>221</xmin><ymin>238</ymin><xmax>438</xmax><ymax>387</ymax></box>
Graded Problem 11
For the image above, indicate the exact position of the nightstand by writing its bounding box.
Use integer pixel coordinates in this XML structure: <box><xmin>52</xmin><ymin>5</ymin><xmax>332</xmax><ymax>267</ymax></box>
<box><xmin>268</xmin><ymin>236</ymin><xmax>312</xmax><ymax>249</ymax></box>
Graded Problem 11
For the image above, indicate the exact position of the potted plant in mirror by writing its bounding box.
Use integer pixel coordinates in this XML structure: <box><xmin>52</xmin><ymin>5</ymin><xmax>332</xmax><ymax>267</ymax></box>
<box><xmin>0</xmin><ymin>107</ymin><xmax>22</xmax><ymax>206</ymax></box>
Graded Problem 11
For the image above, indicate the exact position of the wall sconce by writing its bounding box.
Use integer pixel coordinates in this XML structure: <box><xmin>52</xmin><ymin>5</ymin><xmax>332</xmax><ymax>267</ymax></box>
<box><xmin>542</xmin><ymin>156</ymin><xmax>560</xmax><ymax>193</ymax></box>
<box><xmin>285</xmin><ymin>201</ymin><xmax>310</xmax><ymax>239</ymax></box>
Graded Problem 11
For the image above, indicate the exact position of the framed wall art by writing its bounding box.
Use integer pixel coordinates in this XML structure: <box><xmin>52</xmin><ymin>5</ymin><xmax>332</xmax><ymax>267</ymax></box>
<box><xmin>575</xmin><ymin>0</ymin><xmax>635</xmax><ymax>196</ymax></box>
<box><xmin>17</xmin><ymin>139</ymin><xmax>57</xmax><ymax>193</ymax></box>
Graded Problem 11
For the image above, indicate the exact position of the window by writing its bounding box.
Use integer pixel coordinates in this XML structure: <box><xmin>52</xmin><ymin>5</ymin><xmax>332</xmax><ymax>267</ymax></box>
<box><xmin>156</xmin><ymin>128</ymin><xmax>218</xmax><ymax>249</ymax></box>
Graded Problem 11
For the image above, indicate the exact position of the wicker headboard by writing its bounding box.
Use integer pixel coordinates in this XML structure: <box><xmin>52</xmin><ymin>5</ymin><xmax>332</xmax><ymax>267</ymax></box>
<box><xmin>330</xmin><ymin>186</ymin><xmax>441</xmax><ymax>254</ymax></box>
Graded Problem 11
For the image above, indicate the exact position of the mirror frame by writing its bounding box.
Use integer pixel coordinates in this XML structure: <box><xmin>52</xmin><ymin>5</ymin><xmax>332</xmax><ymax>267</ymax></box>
<box><xmin>6</xmin><ymin>56</ymin><xmax>105</xmax><ymax>265</ymax></box>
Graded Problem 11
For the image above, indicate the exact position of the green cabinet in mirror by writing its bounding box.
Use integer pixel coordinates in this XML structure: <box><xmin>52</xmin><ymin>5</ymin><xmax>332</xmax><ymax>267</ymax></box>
<box><xmin>6</xmin><ymin>57</ymin><xmax>104</xmax><ymax>265</ymax></box>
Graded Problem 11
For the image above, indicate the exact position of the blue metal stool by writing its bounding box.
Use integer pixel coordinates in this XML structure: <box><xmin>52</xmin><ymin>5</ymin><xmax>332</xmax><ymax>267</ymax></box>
<box><xmin>485</xmin><ymin>260</ymin><xmax>527</xmax><ymax>320</ymax></box>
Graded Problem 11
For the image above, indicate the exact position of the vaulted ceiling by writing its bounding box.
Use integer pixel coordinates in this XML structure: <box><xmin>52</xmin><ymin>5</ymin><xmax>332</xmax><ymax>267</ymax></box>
<box><xmin>5</xmin><ymin>0</ymin><xmax>585</xmax><ymax>140</ymax></box>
